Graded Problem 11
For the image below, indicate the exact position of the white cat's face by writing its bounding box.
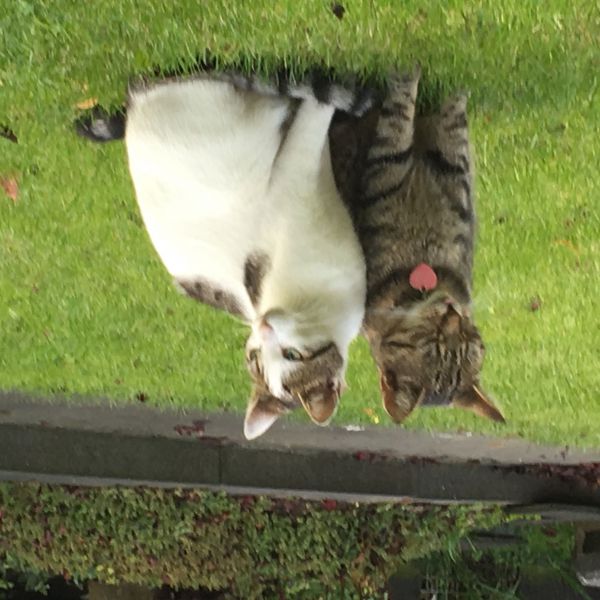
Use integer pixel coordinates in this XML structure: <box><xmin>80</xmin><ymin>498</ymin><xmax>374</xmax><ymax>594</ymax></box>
<box><xmin>246</xmin><ymin>309</ymin><xmax>335</xmax><ymax>398</ymax></box>
<box><xmin>243</xmin><ymin>309</ymin><xmax>345</xmax><ymax>439</ymax></box>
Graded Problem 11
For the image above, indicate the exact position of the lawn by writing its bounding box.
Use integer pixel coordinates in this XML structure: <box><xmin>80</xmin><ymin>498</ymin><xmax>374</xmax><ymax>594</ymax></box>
<box><xmin>0</xmin><ymin>1</ymin><xmax>599</xmax><ymax>446</ymax></box>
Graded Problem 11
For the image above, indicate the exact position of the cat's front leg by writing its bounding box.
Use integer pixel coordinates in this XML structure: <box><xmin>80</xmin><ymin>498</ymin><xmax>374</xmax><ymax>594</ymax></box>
<box><xmin>271</xmin><ymin>97</ymin><xmax>336</xmax><ymax>187</ymax></box>
<box><xmin>360</xmin><ymin>68</ymin><xmax>420</xmax><ymax>206</ymax></box>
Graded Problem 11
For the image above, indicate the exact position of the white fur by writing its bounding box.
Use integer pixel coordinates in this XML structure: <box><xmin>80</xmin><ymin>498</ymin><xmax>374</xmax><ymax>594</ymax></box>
<box><xmin>125</xmin><ymin>79</ymin><xmax>366</xmax><ymax>398</ymax></box>
<box><xmin>243</xmin><ymin>399</ymin><xmax>290</xmax><ymax>441</ymax></box>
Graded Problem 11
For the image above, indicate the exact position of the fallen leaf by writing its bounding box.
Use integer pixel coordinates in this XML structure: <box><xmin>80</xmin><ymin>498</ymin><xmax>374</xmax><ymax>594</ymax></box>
<box><xmin>321</xmin><ymin>499</ymin><xmax>337</xmax><ymax>511</ymax></box>
<box><xmin>0</xmin><ymin>125</ymin><xmax>17</xmax><ymax>143</ymax></box>
<box><xmin>174</xmin><ymin>420</ymin><xmax>206</xmax><ymax>438</ymax></box>
<box><xmin>331</xmin><ymin>2</ymin><xmax>345</xmax><ymax>19</ymax></box>
<box><xmin>529</xmin><ymin>295</ymin><xmax>542</xmax><ymax>312</ymax></box>
<box><xmin>352</xmin><ymin>450</ymin><xmax>388</xmax><ymax>463</ymax></box>
<box><xmin>1</xmin><ymin>176</ymin><xmax>18</xmax><ymax>202</ymax></box>
<box><xmin>239</xmin><ymin>495</ymin><xmax>254</xmax><ymax>509</ymax></box>
<box><xmin>135</xmin><ymin>391</ymin><xmax>148</xmax><ymax>403</ymax></box>
<box><xmin>75</xmin><ymin>97</ymin><xmax>98</xmax><ymax>110</ymax></box>
<box><xmin>489</xmin><ymin>440</ymin><xmax>507</xmax><ymax>448</ymax></box>
<box><xmin>192</xmin><ymin>419</ymin><xmax>206</xmax><ymax>432</ymax></box>
<box><xmin>362</xmin><ymin>407</ymin><xmax>380</xmax><ymax>424</ymax></box>
<box><xmin>552</xmin><ymin>239</ymin><xmax>579</xmax><ymax>254</ymax></box>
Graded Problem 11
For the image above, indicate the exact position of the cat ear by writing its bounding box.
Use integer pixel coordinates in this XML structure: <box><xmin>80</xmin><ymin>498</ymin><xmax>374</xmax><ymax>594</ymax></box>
<box><xmin>243</xmin><ymin>386</ymin><xmax>292</xmax><ymax>440</ymax></box>
<box><xmin>380</xmin><ymin>370</ymin><xmax>424</xmax><ymax>423</ymax></box>
<box><xmin>452</xmin><ymin>385</ymin><xmax>506</xmax><ymax>424</ymax></box>
<box><xmin>299</xmin><ymin>381</ymin><xmax>340</xmax><ymax>426</ymax></box>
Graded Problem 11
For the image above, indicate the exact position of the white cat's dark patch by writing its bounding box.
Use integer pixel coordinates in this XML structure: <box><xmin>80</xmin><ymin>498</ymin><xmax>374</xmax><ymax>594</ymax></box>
<box><xmin>176</xmin><ymin>278</ymin><xmax>246</xmax><ymax>319</ymax></box>
<box><xmin>243</xmin><ymin>253</ymin><xmax>270</xmax><ymax>309</ymax></box>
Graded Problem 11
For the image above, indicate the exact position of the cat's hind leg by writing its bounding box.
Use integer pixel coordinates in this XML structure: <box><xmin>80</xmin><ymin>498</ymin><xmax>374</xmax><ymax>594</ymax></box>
<box><xmin>271</xmin><ymin>96</ymin><xmax>336</xmax><ymax>187</ymax></box>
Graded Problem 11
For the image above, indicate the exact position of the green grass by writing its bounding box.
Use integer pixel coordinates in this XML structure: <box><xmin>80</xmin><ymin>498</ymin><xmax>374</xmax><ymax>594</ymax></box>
<box><xmin>1</xmin><ymin>1</ymin><xmax>599</xmax><ymax>446</ymax></box>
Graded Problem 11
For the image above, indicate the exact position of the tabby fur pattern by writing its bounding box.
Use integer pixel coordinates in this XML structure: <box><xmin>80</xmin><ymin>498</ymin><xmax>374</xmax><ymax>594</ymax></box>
<box><xmin>331</xmin><ymin>68</ymin><xmax>504</xmax><ymax>424</ymax></box>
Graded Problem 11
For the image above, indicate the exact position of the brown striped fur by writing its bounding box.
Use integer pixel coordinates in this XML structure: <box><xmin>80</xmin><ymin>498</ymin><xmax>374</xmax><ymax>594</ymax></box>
<box><xmin>245</xmin><ymin>341</ymin><xmax>343</xmax><ymax>429</ymax></box>
<box><xmin>330</xmin><ymin>68</ymin><xmax>504</xmax><ymax>425</ymax></box>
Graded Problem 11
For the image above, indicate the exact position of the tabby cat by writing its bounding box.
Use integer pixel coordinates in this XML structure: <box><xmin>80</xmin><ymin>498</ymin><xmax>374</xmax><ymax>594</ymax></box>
<box><xmin>331</xmin><ymin>68</ymin><xmax>504</xmax><ymax>424</ymax></box>
<box><xmin>78</xmin><ymin>72</ymin><xmax>372</xmax><ymax>439</ymax></box>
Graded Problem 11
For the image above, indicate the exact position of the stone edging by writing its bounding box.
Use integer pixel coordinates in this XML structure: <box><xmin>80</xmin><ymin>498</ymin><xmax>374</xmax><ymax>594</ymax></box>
<box><xmin>1</xmin><ymin>391</ymin><xmax>600</xmax><ymax>505</ymax></box>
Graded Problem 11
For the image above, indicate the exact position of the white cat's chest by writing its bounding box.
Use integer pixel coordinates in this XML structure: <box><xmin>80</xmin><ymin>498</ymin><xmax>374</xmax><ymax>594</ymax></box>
<box><xmin>125</xmin><ymin>78</ymin><xmax>366</xmax><ymax>345</ymax></box>
<box><xmin>126</xmin><ymin>79</ymin><xmax>291</xmax><ymax>316</ymax></box>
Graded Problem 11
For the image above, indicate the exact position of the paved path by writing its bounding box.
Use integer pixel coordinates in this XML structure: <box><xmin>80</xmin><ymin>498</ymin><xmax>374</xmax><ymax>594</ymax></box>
<box><xmin>1</xmin><ymin>390</ymin><xmax>599</xmax><ymax>505</ymax></box>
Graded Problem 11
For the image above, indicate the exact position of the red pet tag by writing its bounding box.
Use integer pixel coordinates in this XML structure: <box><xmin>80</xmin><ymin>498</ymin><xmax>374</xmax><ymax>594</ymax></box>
<box><xmin>409</xmin><ymin>263</ymin><xmax>438</xmax><ymax>291</ymax></box>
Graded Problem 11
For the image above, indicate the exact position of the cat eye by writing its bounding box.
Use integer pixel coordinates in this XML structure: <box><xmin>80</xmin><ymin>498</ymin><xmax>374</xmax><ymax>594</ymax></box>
<box><xmin>246</xmin><ymin>348</ymin><xmax>263</xmax><ymax>379</ymax></box>
<box><xmin>282</xmin><ymin>347</ymin><xmax>303</xmax><ymax>361</ymax></box>
<box><xmin>384</xmin><ymin>340</ymin><xmax>416</xmax><ymax>350</ymax></box>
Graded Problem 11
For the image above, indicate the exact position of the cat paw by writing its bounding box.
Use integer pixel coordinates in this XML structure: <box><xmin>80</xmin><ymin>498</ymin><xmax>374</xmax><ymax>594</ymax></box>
<box><xmin>441</xmin><ymin>91</ymin><xmax>470</xmax><ymax>117</ymax></box>
<box><xmin>296</xmin><ymin>68</ymin><xmax>381</xmax><ymax>116</ymax></box>
<box><xmin>387</xmin><ymin>65</ymin><xmax>421</xmax><ymax>100</ymax></box>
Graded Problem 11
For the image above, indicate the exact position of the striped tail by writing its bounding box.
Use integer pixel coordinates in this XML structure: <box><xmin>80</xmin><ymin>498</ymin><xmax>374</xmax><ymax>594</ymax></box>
<box><xmin>74</xmin><ymin>106</ymin><xmax>126</xmax><ymax>143</ymax></box>
<box><xmin>75</xmin><ymin>68</ymin><xmax>379</xmax><ymax>144</ymax></box>
<box><xmin>219</xmin><ymin>68</ymin><xmax>379</xmax><ymax>117</ymax></box>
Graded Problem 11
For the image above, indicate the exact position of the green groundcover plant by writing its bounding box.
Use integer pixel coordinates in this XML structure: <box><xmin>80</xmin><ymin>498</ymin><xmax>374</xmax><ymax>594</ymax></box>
<box><xmin>0</xmin><ymin>483</ymin><xmax>507</xmax><ymax>597</ymax></box>
<box><xmin>420</xmin><ymin>524</ymin><xmax>579</xmax><ymax>599</ymax></box>
<box><xmin>0</xmin><ymin>483</ymin><xmax>582</xmax><ymax>599</ymax></box>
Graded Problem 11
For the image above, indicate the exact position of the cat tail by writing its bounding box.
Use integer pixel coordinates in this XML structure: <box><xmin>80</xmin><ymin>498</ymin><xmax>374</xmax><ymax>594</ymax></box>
<box><xmin>74</xmin><ymin>106</ymin><xmax>126</xmax><ymax>143</ymax></box>
<box><xmin>74</xmin><ymin>68</ymin><xmax>379</xmax><ymax>144</ymax></box>
<box><xmin>221</xmin><ymin>68</ymin><xmax>379</xmax><ymax>117</ymax></box>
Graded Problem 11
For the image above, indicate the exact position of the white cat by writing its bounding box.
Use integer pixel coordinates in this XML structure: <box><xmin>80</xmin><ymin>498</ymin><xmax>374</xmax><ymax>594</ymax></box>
<box><xmin>121</xmin><ymin>75</ymin><xmax>367</xmax><ymax>439</ymax></box>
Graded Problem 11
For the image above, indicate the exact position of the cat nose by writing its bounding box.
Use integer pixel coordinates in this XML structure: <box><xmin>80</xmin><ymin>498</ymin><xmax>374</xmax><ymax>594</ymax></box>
<box><xmin>422</xmin><ymin>390</ymin><xmax>451</xmax><ymax>406</ymax></box>
<box><xmin>443</xmin><ymin>308</ymin><xmax>461</xmax><ymax>337</ymax></box>
<box><xmin>445</xmin><ymin>299</ymin><xmax>471</xmax><ymax>321</ymax></box>
<box><xmin>444</xmin><ymin>298</ymin><xmax>464</xmax><ymax>318</ymax></box>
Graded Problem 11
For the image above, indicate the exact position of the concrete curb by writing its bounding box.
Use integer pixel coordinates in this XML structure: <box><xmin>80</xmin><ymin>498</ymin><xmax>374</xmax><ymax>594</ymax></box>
<box><xmin>1</xmin><ymin>391</ymin><xmax>600</xmax><ymax>505</ymax></box>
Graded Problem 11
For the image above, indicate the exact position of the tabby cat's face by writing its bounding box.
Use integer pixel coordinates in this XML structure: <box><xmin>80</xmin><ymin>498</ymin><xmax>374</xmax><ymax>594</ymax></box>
<box><xmin>242</xmin><ymin>309</ymin><xmax>345</xmax><ymax>439</ymax></box>
<box><xmin>365</xmin><ymin>294</ymin><xmax>504</xmax><ymax>423</ymax></box>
